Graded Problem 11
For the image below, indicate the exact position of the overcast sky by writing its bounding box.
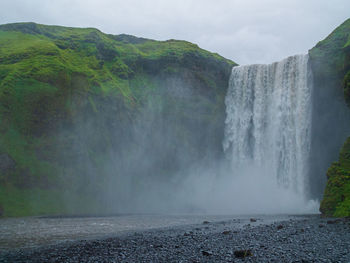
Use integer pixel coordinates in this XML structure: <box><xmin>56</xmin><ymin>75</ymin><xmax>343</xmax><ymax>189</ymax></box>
<box><xmin>0</xmin><ymin>0</ymin><xmax>349</xmax><ymax>64</ymax></box>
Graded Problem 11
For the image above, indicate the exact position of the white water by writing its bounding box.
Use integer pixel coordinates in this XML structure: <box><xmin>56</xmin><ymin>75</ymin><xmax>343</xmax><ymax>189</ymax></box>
<box><xmin>222</xmin><ymin>54</ymin><xmax>318</xmax><ymax>213</ymax></box>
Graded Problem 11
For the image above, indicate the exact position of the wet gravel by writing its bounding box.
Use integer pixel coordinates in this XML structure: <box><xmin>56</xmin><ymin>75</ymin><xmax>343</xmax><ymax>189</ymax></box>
<box><xmin>1</xmin><ymin>215</ymin><xmax>349</xmax><ymax>262</ymax></box>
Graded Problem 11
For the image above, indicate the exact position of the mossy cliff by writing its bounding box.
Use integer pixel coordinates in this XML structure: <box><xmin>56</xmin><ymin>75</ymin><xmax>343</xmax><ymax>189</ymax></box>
<box><xmin>309</xmin><ymin>19</ymin><xmax>350</xmax><ymax>217</ymax></box>
<box><xmin>0</xmin><ymin>22</ymin><xmax>236</xmax><ymax>217</ymax></box>
<box><xmin>3</xmin><ymin>20</ymin><xmax>349</xmax><ymax>218</ymax></box>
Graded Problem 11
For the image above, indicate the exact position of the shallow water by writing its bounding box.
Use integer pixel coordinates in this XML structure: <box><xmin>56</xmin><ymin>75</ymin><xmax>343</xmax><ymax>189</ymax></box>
<box><xmin>0</xmin><ymin>214</ymin><xmax>306</xmax><ymax>252</ymax></box>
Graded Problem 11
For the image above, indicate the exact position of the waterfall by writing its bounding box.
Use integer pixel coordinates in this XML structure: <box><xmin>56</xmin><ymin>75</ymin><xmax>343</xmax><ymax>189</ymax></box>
<box><xmin>223</xmin><ymin>54</ymin><xmax>312</xmax><ymax>198</ymax></box>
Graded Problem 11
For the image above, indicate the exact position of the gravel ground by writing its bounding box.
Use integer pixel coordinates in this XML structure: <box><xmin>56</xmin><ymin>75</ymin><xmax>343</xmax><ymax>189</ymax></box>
<box><xmin>1</xmin><ymin>215</ymin><xmax>349</xmax><ymax>263</ymax></box>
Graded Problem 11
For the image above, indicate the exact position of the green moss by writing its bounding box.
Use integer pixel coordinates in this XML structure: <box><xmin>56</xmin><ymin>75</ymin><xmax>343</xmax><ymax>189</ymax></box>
<box><xmin>0</xmin><ymin>184</ymin><xmax>105</xmax><ymax>217</ymax></box>
<box><xmin>334</xmin><ymin>193</ymin><xmax>350</xmax><ymax>217</ymax></box>
<box><xmin>0</xmin><ymin>185</ymin><xmax>63</xmax><ymax>217</ymax></box>
<box><xmin>320</xmin><ymin>137</ymin><xmax>350</xmax><ymax>217</ymax></box>
<box><xmin>0</xmin><ymin>22</ymin><xmax>235</xmax><ymax>103</ymax></box>
<box><xmin>0</xmin><ymin>22</ymin><xmax>236</xmax><ymax>217</ymax></box>
<box><xmin>309</xmin><ymin>19</ymin><xmax>350</xmax><ymax>80</ymax></box>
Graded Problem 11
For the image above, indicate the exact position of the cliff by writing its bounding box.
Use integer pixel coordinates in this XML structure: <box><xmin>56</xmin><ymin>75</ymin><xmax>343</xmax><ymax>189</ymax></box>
<box><xmin>0</xmin><ymin>22</ymin><xmax>236</xmax><ymax>216</ymax></box>
<box><xmin>2</xmin><ymin>19</ymin><xmax>350</xmax><ymax>218</ymax></box>
<box><xmin>309</xmin><ymin>19</ymin><xmax>350</xmax><ymax>216</ymax></box>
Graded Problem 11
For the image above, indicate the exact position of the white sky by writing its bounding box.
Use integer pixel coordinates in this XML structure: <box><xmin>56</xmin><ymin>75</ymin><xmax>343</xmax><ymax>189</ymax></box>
<box><xmin>0</xmin><ymin>0</ymin><xmax>349</xmax><ymax>64</ymax></box>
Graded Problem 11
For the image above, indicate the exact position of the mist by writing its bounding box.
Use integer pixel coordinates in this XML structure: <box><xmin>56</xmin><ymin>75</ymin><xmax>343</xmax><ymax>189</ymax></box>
<box><xmin>49</xmin><ymin>55</ymin><xmax>334</xmax><ymax>216</ymax></box>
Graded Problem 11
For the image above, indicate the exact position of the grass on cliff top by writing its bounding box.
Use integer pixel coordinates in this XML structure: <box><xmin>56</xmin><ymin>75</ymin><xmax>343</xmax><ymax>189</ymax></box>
<box><xmin>309</xmin><ymin>18</ymin><xmax>350</xmax><ymax>80</ymax></box>
<box><xmin>0</xmin><ymin>22</ymin><xmax>236</xmax><ymax>139</ymax></box>
<box><xmin>0</xmin><ymin>22</ymin><xmax>235</xmax><ymax>102</ymax></box>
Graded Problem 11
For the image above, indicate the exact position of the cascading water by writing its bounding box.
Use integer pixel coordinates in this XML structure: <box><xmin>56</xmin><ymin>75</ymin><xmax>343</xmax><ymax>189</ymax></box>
<box><xmin>223</xmin><ymin>54</ymin><xmax>315</xmax><ymax>210</ymax></box>
<box><xmin>168</xmin><ymin>54</ymin><xmax>317</xmax><ymax>214</ymax></box>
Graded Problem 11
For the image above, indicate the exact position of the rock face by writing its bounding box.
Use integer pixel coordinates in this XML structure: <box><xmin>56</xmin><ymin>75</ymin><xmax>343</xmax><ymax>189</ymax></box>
<box><xmin>309</xmin><ymin>18</ymin><xmax>350</xmax><ymax>216</ymax></box>
<box><xmin>0</xmin><ymin>22</ymin><xmax>236</xmax><ymax>216</ymax></box>
<box><xmin>0</xmin><ymin>153</ymin><xmax>16</xmax><ymax>173</ymax></box>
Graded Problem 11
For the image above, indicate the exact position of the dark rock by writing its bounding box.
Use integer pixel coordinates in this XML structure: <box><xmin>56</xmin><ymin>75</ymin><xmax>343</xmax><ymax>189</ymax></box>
<box><xmin>201</xmin><ymin>250</ymin><xmax>213</xmax><ymax>256</ymax></box>
<box><xmin>202</xmin><ymin>221</ymin><xmax>210</xmax><ymax>225</ymax></box>
<box><xmin>0</xmin><ymin>153</ymin><xmax>16</xmax><ymax>173</ymax></box>
<box><xmin>234</xmin><ymin>249</ymin><xmax>252</xmax><ymax>258</ymax></box>
<box><xmin>250</xmin><ymin>218</ymin><xmax>257</xmax><ymax>222</ymax></box>
<box><xmin>222</xmin><ymin>230</ymin><xmax>231</xmax><ymax>235</ymax></box>
<box><xmin>13</xmin><ymin>168</ymin><xmax>36</xmax><ymax>189</ymax></box>
<box><xmin>327</xmin><ymin>220</ymin><xmax>337</xmax><ymax>224</ymax></box>
<box><xmin>277</xmin><ymin>225</ymin><xmax>284</xmax><ymax>230</ymax></box>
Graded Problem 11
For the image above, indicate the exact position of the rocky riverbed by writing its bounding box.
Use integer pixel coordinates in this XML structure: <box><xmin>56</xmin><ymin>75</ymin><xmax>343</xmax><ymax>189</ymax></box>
<box><xmin>1</xmin><ymin>215</ymin><xmax>349</xmax><ymax>262</ymax></box>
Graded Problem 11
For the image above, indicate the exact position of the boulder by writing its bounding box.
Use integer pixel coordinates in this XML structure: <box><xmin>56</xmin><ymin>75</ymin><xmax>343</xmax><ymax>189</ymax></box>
<box><xmin>202</xmin><ymin>250</ymin><xmax>213</xmax><ymax>256</ymax></box>
<box><xmin>234</xmin><ymin>249</ymin><xmax>252</xmax><ymax>258</ymax></box>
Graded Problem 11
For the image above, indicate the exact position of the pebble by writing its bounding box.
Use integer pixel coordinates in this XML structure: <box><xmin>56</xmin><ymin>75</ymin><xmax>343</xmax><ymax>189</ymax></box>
<box><xmin>1</xmin><ymin>216</ymin><xmax>350</xmax><ymax>263</ymax></box>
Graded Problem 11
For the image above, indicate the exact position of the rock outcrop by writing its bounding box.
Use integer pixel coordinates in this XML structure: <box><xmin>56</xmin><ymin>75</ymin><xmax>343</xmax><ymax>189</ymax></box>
<box><xmin>309</xmin><ymin>19</ymin><xmax>350</xmax><ymax>216</ymax></box>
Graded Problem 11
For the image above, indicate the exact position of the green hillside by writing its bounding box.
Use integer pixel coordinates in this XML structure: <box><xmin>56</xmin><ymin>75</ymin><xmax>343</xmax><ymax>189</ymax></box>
<box><xmin>0</xmin><ymin>22</ymin><xmax>235</xmax><ymax>217</ymax></box>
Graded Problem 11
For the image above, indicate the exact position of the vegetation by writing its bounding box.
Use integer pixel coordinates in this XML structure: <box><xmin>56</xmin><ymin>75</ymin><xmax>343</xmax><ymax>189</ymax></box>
<box><xmin>3</xmin><ymin>19</ymin><xmax>349</xmax><ymax>218</ymax></box>
<box><xmin>310</xmin><ymin>19</ymin><xmax>350</xmax><ymax>217</ymax></box>
<box><xmin>320</xmin><ymin>138</ymin><xmax>350</xmax><ymax>216</ymax></box>
<box><xmin>0</xmin><ymin>22</ymin><xmax>235</xmax><ymax>217</ymax></box>
<box><xmin>309</xmin><ymin>19</ymin><xmax>350</xmax><ymax>89</ymax></box>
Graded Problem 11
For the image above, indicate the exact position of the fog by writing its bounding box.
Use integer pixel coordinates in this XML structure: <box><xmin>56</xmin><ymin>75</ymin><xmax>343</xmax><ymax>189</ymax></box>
<box><xmin>52</xmin><ymin>60</ymin><xmax>328</xmax><ymax>216</ymax></box>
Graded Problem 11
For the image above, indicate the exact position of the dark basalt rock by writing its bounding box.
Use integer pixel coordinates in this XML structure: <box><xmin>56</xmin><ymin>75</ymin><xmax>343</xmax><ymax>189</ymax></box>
<box><xmin>327</xmin><ymin>219</ymin><xmax>341</xmax><ymax>224</ymax></box>
<box><xmin>201</xmin><ymin>250</ymin><xmax>213</xmax><ymax>256</ymax></box>
<box><xmin>309</xmin><ymin>18</ymin><xmax>350</xmax><ymax>216</ymax></box>
<box><xmin>234</xmin><ymin>249</ymin><xmax>252</xmax><ymax>258</ymax></box>
<box><xmin>0</xmin><ymin>204</ymin><xmax>3</xmax><ymax>217</ymax></box>
<box><xmin>277</xmin><ymin>225</ymin><xmax>284</xmax><ymax>230</ymax></box>
<box><xmin>0</xmin><ymin>153</ymin><xmax>16</xmax><ymax>173</ymax></box>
